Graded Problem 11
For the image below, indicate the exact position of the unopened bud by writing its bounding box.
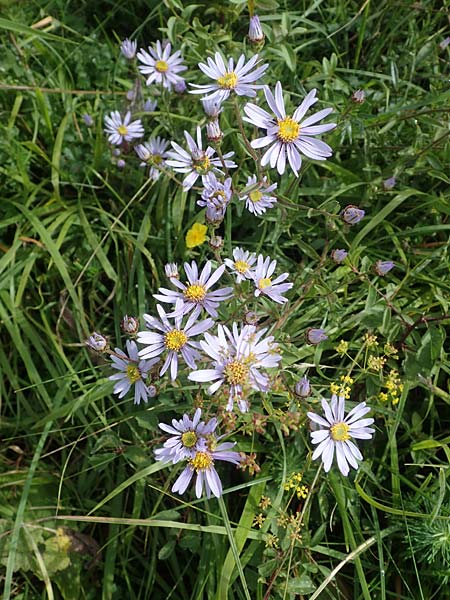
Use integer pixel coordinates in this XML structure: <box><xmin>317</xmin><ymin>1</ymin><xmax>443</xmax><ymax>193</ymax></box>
<box><xmin>295</xmin><ymin>376</ymin><xmax>311</xmax><ymax>397</ymax></box>
<box><xmin>85</xmin><ymin>332</ymin><xmax>108</xmax><ymax>352</ymax></box>
<box><xmin>121</xmin><ymin>315</ymin><xmax>139</xmax><ymax>335</ymax></box>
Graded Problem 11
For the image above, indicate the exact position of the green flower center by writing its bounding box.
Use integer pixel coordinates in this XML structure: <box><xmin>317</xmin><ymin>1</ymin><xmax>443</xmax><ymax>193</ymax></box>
<box><xmin>117</xmin><ymin>125</ymin><xmax>128</xmax><ymax>136</ymax></box>
<box><xmin>181</xmin><ymin>431</ymin><xmax>198</xmax><ymax>448</ymax></box>
<box><xmin>126</xmin><ymin>365</ymin><xmax>141</xmax><ymax>383</ymax></box>
<box><xmin>184</xmin><ymin>284</ymin><xmax>207</xmax><ymax>303</ymax></box>
<box><xmin>155</xmin><ymin>60</ymin><xmax>169</xmax><ymax>73</ymax></box>
<box><xmin>330</xmin><ymin>422</ymin><xmax>350</xmax><ymax>442</ymax></box>
<box><xmin>224</xmin><ymin>360</ymin><xmax>249</xmax><ymax>385</ymax></box>
<box><xmin>164</xmin><ymin>329</ymin><xmax>188</xmax><ymax>351</ymax></box>
<box><xmin>217</xmin><ymin>71</ymin><xmax>238</xmax><ymax>89</ymax></box>
<box><xmin>277</xmin><ymin>116</ymin><xmax>300</xmax><ymax>143</ymax></box>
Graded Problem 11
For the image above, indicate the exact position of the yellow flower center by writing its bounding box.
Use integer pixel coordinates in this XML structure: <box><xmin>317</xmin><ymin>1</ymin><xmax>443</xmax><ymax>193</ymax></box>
<box><xmin>184</xmin><ymin>283</ymin><xmax>207</xmax><ymax>303</ymax></box>
<box><xmin>181</xmin><ymin>431</ymin><xmax>198</xmax><ymax>448</ymax></box>
<box><xmin>224</xmin><ymin>360</ymin><xmax>249</xmax><ymax>385</ymax></box>
<box><xmin>258</xmin><ymin>277</ymin><xmax>272</xmax><ymax>290</ymax></box>
<box><xmin>193</xmin><ymin>154</ymin><xmax>211</xmax><ymax>174</ymax></box>
<box><xmin>190</xmin><ymin>451</ymin><xmax>213</xmax><ymax>471</ymax></box>
<box><xmin>117</xmin><ymin>125</ymin><xmax>128</xmax><ymax>136</ymax></box>
<box><xmin>277</xmin><ymin>116</ymin><xmax>300</xmax><ymax>143</ymax></box>
<box><xmin>217</xmin><ymin>71</ymin><xmax>238</xmax><ymax>89</ymax></box>
<box><xmin>164</xmin><ymin>329</ymin><xmax>188</xmax><ymax>351</ymax></box>
<box><xmin>249</xmin><ymin>190</ymin><xmax>263</xmax><ymax>203</ymax></box>
<box><xmin>126</xmin><ymin>364</ymin><xmax>141</xmax><ymax>383</ymax></box>
<box><xmin>234</xmin><ymin>260</ymin><xmax>249</xmax><ymax>274</ymax></box>
<box><xmin>155</xmin><ymin>60</ymin><xmax>169</xmax><ymax>73</ymax></box>
<box><xmin>330</xmin><ymin>422</ymin><xmax>350</xmax><ymax>442</ymax></box>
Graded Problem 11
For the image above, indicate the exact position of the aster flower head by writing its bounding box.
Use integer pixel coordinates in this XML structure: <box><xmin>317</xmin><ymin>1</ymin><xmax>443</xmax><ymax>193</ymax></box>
<box><xmin>243</xmin><ymin>82</ymin><xmax>336</xmax><ymax>176</ymax></box>
<box><xmin>190</xmin><ymin>52</ymin><xmax>269</xmax><ymax>102</ymax></box>
<box><xmin>224</xmin><ymin>247</ymin><xmax>257</xmax><ymax>283</ymax></box>
<box><xmin>331</xmin><ymin>249</ymin><xmax>348</xmax><ymax>263</ymax></box>
<box><xmin>252</xmin><ymin>254</ymin><xmax>293</xmax><ymax>304</ymax></box>
<box><xmin>240</xmin><ymin>175</ymin><xmax>278</xmax><ymax>216</ymax></box>
<box><xmin>104</xmin><ymin>111</ymin><xmax>144</xmax><ymax>146</ymax></box>
<box><xmin>155</xmin><ymin>408</ymin><xmax>219</xmax><ymax>463</ymax></box>
<box><xmin>154</xmin><ymin>260</ymin><xmax>233</xmax><ymax>319</ymax></box>
<box><xmin>109</xmin><ymin>340</ymin><xmax>158</xmax><ymax>404</ymax></box>
<box><xmin>307</xmin><ymin>328</ymin><xmax>328</xmax><ymax>345</ymax></box>
<box><xmin>137</xmin><ymin>301</ymin><xmax>214</xmax><ymax>381</ymax></box>
<box><xmin>375</xmin><ymin>260</ymin><xmax>395</xmax><ymax>276</ymax></box>
<box><xmin>197</xmin><ymin>173</ymin><xmax>232</xmax><ymax>224</ymax></box>
<box><xmin>307</xmin><ymin>396</ymin><xmax>375</xmax><ymax>476</ymax></box>
<box><xmin>188</xmin><ymin>323</ymin><xmax>282</xmax><ymax>412</ymax></box>
<box><xmin>85</xmin><ymin>332</ymin><xmax>108</xmax><ymax>352</ymax></box>
<box><xmin>121</xmin><ymin>38</ymin><xmax>137</xmax><ymax>60</ymax></box>
<box><xmin>172</xmin><ymin>442</ymin><xmax>241</xmax><ymax>499</ymax></box>
<box><xmin>135</xmin><ymin>137</ymin><xmax>169</xmax><ymax>180</ymax></box>
<box><xmin>166</xmin><ymin>127</ymin><xmax>236</xmax><ymax>191</ymax></box>
<box><xmin>341</xmin><ymin>205</ymin><xmax>365</xmax><ymax>225</ymax></box>
<box><xmin>137</xmin><ymin>40</ymin><xmax>187</xmax><ymax>90</ymax></box>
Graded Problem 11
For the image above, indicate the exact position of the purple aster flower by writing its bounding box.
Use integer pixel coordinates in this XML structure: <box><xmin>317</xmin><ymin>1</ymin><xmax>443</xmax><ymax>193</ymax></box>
<box><xmin>135</xmin><ymin>137</ymin><xmax>169</xmax><ymax>180</ymax></box>
<box><xmin>172</xmin><ymin>443</ymin><xmax>241</xmax><ymax>498</ymax></box>
<box><xmin>137</xmin><ymin>40</ymin><xmax>187</xmax><ymax>90</ymax></box>
<box><xmin>295</xmin><ymin>375</ymin><xmax>311</xmax><ymax>397</ymax></box>
<box><xmin>307</xmin><ymin>395</ymin><xmax>375</xmax><ymax>476</ymax></box>
<box><xmin>243</xmin><ymin>82</ymin><xmax>336</xmax><ymax>176</ymax></box>
<box><xmin>307</xmin><ymin>328</ymin><xmax>328</xmax><ymax>344</ymax></box>
<box><xmin>109</xmin><ymin>340</ymin><xmax>158</xmax><ymax>405</ymax></box>
<box><xmin>154</xmin><ymin>260</ymin><xmax>233</xmax><ymax>319</ymax></box>
<box><xmin>121</xmin><ymin>38</ymin><xmax>137</xmax><ymax>60</ymax></box>
<box><xmin>331</xmin><ymin>249</ymin><xmax>348</xmax><ymax>263</ymax></box>
<box><xmin>154</xmin><ymin>408</ymin><xmax>218</xmax><ymax>463</ymax></box>
<box><xmin>341</xmin><ymin>205</ymin><xmax>365</xmax><ymax>225</ymax></box>
<box><xmin>224</xmin><ymin>247</ymin><xmax>257</xmax><ymax>283</ymax></box>
<box><xmin>188</xmin><ymin>323</ymin><xmax>281</xmax><ymax>412</ymax></box>
<box><xmin>252</xmin><ymin>255</ymin><xmax>293</xmax><ymax>304</ymax></box>
<box><xmin>166</xmin><ymin>127</ymin><xmax>236</xmax><ymax>191</ymax></box>
<box><xmin>197</xmin><ymin>173</ymin><xmax>232</xmax><ymax>224</ymax></box>
<box><xmin>190</xmin><ymin>52</ymin><xmax>268</xmax><ymax>103</ymax></box>
<box><xmin>240</xmin><ymin>175</ymin><xmax>277</xmax><ymax>216</ymax></box>
<box><xmin>104</xmin><ymin>111</ymin><xmax>144</xmax><ymax>146</ymax></box>
<box><xmin>137</xmin><ymin>301</ymin><xmax>214</xmax><ymax>380</ymax></box>
<box><xmin>375</xmin><ymin>260</ymin><xmax>394</xmax><ymax>276</ymax></box>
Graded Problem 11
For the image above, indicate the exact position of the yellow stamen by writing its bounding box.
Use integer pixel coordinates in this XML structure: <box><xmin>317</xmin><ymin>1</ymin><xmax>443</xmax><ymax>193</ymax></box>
<box><xmin>330</xmin><ymin>422</ymin><xmax>350</xmax><ymax>442</ymax></box>
<box><xmin>249</xmin><ymin>190</ymin><xmax>263</xmax><ymax>203</ymax></box>
<box><xmin>152</xmin><ymin>154</ymin><xmax>163</xmax><ymax>165</ymax></box>
<box><xmin>117</xmin><ymin>125</ymin><xmax>128</xmax><ymax>136</ymax></box>
<box><xmin>234</xmin><ymin>260</ymin><xmax>249</xmax><ymax>274</ymax></box>
<box><xmin>277</xmin><ymin>116</ymin><xmax>300</xmax><ymax>143</ymax></box>
<box><xmin>258</xmin><ymin>277</ymin><xmax>272</xmax><ymax>290</ymax></box>
<box><xmin>181</xmin><ymin>431</ymin><xmax>198</xmax><ymax>448</ymax></box>
<box><xmin>184</xmin><ymin>284</ymin><xmax>207</xmax><ymax>303</ymax></box>
<box><xmin>224</xmin><ymin>360</ymin><xmax>249</xmax><ymax>385</ymax></box>
<box><xmin>126</xmin><ymin>365</ymin><xmax>141</xmax><ymax>383</ymax></box>
<box><xmin>155</xmin><ymin>60</ymin><xmax>169</xmax><ymax>73</ymax></box>
<box><xmin>164</xmin><ymin>329</ymin><xmax>188</xmax><ymax>351</ymax></box>
<box><xmin>217</xmin><ymin>71</ymin><xmax>238</xmax><ymax>89</ymax></box>
<box><xmin>193</xmin><ymin>154</ymin><xmax>211</xmax><ymax>174</ymax></box>
<box><xmin>190</xmin><ymin>451</ymin><xmax>213</xmax><ymax>471</ymax></box>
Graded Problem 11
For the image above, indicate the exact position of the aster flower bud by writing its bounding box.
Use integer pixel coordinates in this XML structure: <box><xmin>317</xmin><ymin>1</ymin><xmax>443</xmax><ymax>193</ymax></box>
<box><xmin>209</xmin><ymin>235</ymin><xmax>223</xmax><ymax>250</ymax></box>
<box><xmin>206</xmin><ymin>119</ymin><xmax>223</xmax><ymax>143</ymax></box>
<box><xmin>375</xmin><ymin>260</ymin><xmax>394</xmax><ymax>276</ymax></box>
<box><xmin>135</xmin><ymin>144</ymin><xmax>151</xmax><ymax>162</ymax></box>
<box><xmin>147</xmin><ymin>384</ymin><xmax>158</xmax><ymax>398</ymax></box>
<box><xmin>352</xmin><ymin>89</ymin><xmax>365</xmax><ymax>103</ymax></box>
<box><xmin>82</xmin><ymin>113</ymin><xmax>94</xmax><ymax>127</ymax></box>
<box><xmin>85</xmin><ymin>332</ymin><xmax>108</xmax><ymax>352</ymax></box>
<box><xmin>383</xmin><ymin>176</ymin><xmax>396</xmax><ymax>190</ymax></box>
<box><xmin>121</xmin><ymin>38</ymin><xmax>137</xmax><ymax>60</ymax></box>
<box><xmin>164</xmin><ymin>263</ymin><xmax>179</xmax><ymax>279</ymax></box>
<box><xmin>126</xmin><ymin>90</ymin><xmax>135</xmax><ymax>102</ymax></box>
<box><xmin>173</xmin><ymin>79</ymin><xmax>187</xmax><ymax>94</ymax></box>
<box><xmin>112</xmin><ymin>148</ymin><xmax>121</xmax><ymax>157</ymax></box>
<box><xmin>117</xmin><ymin>159</ymin><xmax>126</xmax><ymax>169</ymax></box>
<box><xmin>306</xmin><ymin>328</ymin><xmax>328</xmax><ymax>345</ymax></box>
<box><xmin>202</xmin><ymin>98</ymin><xmax>223</xmax><ymax>119</ymax></box>
<box><xmin>439</xmin><ymin>36</ymin><xmax>450</xmax><ymax>50</ymax></box>
<box><xmin>295</xmin><ymin>376</ymin><xmax>311</xmax><ymax>397</ymax></box>
<box><xmin>121</xmin><ymin>315</ymin><xmax>139</xmax><ymax>335</ymax></box>
<box><xmin>341</xmin><ymin>205</ymin><xmax>365</xmax><ymax>225</ymax></box>
<box><xmin>331</xmin><ymin>249</ymin><xmax>348</xmax><ymax>263</ymax></box>
<box><xmin>244</xmin><ymin>311</ymin><xmax>259</xmax><ymax>325</ymax></box>
<box><xmin>248</xmin><ymin>15</ymin><xmax>265</xmax><ymax>45</ymax></box>
<box><xmin>143</xmin><ymin>98</ymin><xmax>157</xmax><ymax>112</ymax></box>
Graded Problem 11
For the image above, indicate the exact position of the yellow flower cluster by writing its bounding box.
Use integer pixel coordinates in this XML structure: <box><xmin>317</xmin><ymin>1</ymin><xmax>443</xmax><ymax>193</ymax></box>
<box><xmin>335</xmin><ymin>340</ymin><xmax>349</xmax><ymax>355</ymax></box>
<box><xmin>284</xmin><ymin>472</ymin><xmax>309</xmax><ymax>499</ymax></box>
<box><xmin>259</xmin><ymin>495</ymin><xmax>272</xmax><ymax>510</ymax></box>
<box><xmin>367</xmin><ymin>355</ymin><xmax>386</xmax><ymax>372</ymax></box>
<box><xmin>363</xmin><ymin>333</ymin><xmax>379</xmax><ymax>348</ymax></box>
<box><xmin>252</xmin><ymin>513</ymin><xmax>266</xmax><ymax>528</ymax></box>
<box><xmin>378</xmin><ymin>369</ymin><xmax>404</xmax><ymax>405</ymax></box>
<box><xmin>330</xmin><ymin>375</ymin><xmax>354</xmax><ymax>399</ymax></box>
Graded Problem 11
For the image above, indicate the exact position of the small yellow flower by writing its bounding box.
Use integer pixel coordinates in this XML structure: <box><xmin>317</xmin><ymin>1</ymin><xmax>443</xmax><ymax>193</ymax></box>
<box><xmin>367</xmin><ymin>355</ymin><xmax>386</xmax><ymax>372</ymax></box>
<box><xmin>330</xmin><ymin>382</ymin><xmax>340</xmax><ymax>394</ymax></box>
<box><xmin>336</xmin><ymin>340</ymin><xmax>349</xmax><ymax>355</ymax></box>
<box><xmin>252</xmin><ymin>513</ymin><xmax>266</xmax><ymax>528</ymax></box>
<box><xmin>363</xmin><ymin>333</ymin><xmax>378</xmax><ymax>347</ymax></box>
<box><xmin>185</xmin><ymin>223</ymin><xmax>207</xmax><ymax>248</ymax></box>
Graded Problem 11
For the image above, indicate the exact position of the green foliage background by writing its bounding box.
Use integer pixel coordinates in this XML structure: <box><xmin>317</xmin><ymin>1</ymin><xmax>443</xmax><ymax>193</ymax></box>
<box><xmin>1</xmin><ymin>0</ymin><xmax>450</xmax><ymax>598</ymax></box>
